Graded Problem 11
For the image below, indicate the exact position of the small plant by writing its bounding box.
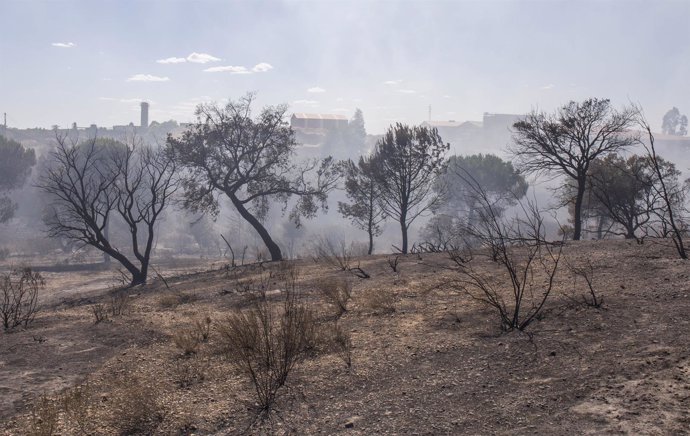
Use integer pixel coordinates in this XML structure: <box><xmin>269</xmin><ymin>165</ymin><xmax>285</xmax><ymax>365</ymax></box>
<box><xmin>172</xmin><ymin>328</ymin><xmax>201</xmax><ymax>356</ymax></box>
<box><xmin>312</xmin><ymin>236</ymin><xmax>371</xmax><ymax>279</ymax></box>
<box><xmin>159</xmin><ymin>291</ymin><xmax>196</xmax><ymax>309</ymax></box>
<box><xmin>27</xmin><ymin>394</ymin><xmax>59</xmax><ymax>436</ymax></box>
<box><xmin>91</xmin><ymin>303</ymin><xmax>108</xmax><ymax>324</ymax></box>
<box><xmin>108</xmin><ymin>291</ymin><xmax>130</xmax><ymax>316</ymax></box>
<box><xmin>174</xmin><ymin>357</ymin><xmax>207</xmax><ymax>388</ymax></box>
<box><xmin>566</xmin><ymin>259</ymin><xmax>603</xmax><ymax>308</ymax></box>
<box><xmin>361</xmin><ymin>288</ymin><xmax>396</xmax><ymax>314</ymax></box>
<box><xmin>1</xmin><ymin>267</ymin><xmax>44</xmax><ymax>330</ymax></box>
<box><xmin>194</xmin><ymin>314</ymin><xmax>213</xmax><ymax>342</ymax></box>
<box><xmin>61</xmin><ymin>384</ymin><xmax>93</xmax><ymax>435</ymax></box>
<box><xmin>326</xmin><ymin>322</ymin><xmax>353</xmax><ymax>368</ymax></box>
<box><xmin>108</xmin><ymin>375</ymin><xmax>163</xmax><ymax>435</ymax></box>
<box><xmin>318</xmin><ymin>277</ymin><xmax>352</xmax><ymax>318</ymax></box>
<box><xmin>387</xmin><ymin>255</ymin><xmax>400</xmax><ymax>272</ymax></box>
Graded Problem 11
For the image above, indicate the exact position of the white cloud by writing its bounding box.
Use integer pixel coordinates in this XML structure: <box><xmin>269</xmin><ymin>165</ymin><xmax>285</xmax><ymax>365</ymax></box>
<box><xmin>252</xmin><ymin>62</ymin><xmax>273</xmax><ymax>72</ymax></box>
<box><xmin>204</xmin><ymin>63</ymin><xmax>273</xmax><ymax>74</ymax></box>
<box><xmin>157</xmin><ymin>57</ymin><xmax>187</xmax><ymax>64</ymax></box>
<box><xmin>187</xmin><ymin>52</ymin><xmax>221</xmax><ymax>63</ymax></box>
<box><xmin>330</xmin><ymin>108</ymin><xmax>350</xmax><ymax>112</ymax></box>
<box><xmin>99</xmin><ymin>97</ymin><xmax>148</xmax><ymax>103</ymax></box>
<box><xmin>126</xmin><ymin>74</ymin><xmax>170</xmax><ymax>82</ymax></box>
<box><xmin>52</xmin><ymin>42</ymin><xmax>75</xmax><ymax>48</ymax></box>
<box><xmin>398</xmin><ymin>89</ymin><xmax>416</xmax><ymax>94</ymax></box>
<box><xmin>293</xmin><ymin>99</ymin><xmax>319</xmax><ymax>106</ymax></box>
<box><xmin>203</xmin><ymin>65</ymin><xmax>251</xmax><ymax>74</ymax></box>
<box><xmin>307</xmin><ymin>87</ymin><xmax>326</xmax><ymax>93</ymax></box>
<box><xmin>384</xmin><ymin>79</ymin><xmax>402</xmax><ymax>86</ymax></box>
<box><xmin>443</xmin><ymin>95</ymin><xmax>452</xmax><ymax>99</ymax></box>
<box><xmin>540</xmin><ymin>84</ymin><xmax>555</xmax><ymax>90</ymax></box>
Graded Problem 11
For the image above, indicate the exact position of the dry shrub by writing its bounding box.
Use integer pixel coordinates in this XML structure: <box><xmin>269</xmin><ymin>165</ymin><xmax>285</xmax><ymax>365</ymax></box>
<box><xmin>320</xmin><ymin>322</ymin><xmax>353</xmax><ymax>368</ymax></box>
<box><xmin>174</xmin><ymin>357</ymin><xmax>207</xmax><ymax>388</ymax></box>
<box><xmin>194</xmin><ymin>314</ymin><xmax>213</xmax><ymax>342</ymax></box>
<box><xmin>1</xmin><ymin>267</ymin><xmax>44</xmax><ymax>330</ymax></box>
<box><xmin>108</xmin><ymin>375</ymin><xmax>163</xmax><ymax>435</ymax></box>
<box><xmin>108</xmin><ymin>291</ymin><xmax>130</xmax><ymax>316</ymax></box>
<box><xmin>61</xmin><ymin>384</ymin><xmax>93</xmax><ymax>434</ymax></box>
<box><xmin>172</xmin><ymin>328</ymin><xmax>201</xmax><ymax>356</ymax></box>
<box><xmin>91</xmin><ymin>303</ymin><xmax>108</xmax><ymax>324</ymax></box>
<box><xmin>318</xmin><ymin>277</ymin><xmax>352</xmax><ymax>318</ymax></box>
<box><xmin>25</xmin><ymin>394</ymin><xmax>59</xmax><ymax>436</ymax></box>
<box><xmin>159</xmin><ymin>291</ymin><xmax>196</xmax><ymax>309</ymax></box>
<box><xmin>217</xmin><ymin>268</ymin><xmax>316</xmax><ymax>417</ymax></box>
<box><xmin>361</xmin><ymin>288</ymin><xmax>396</xmax><ymax>314</ymax></box>
<box><xmin>311</xmin><ymin>236</ymin><xmax>371</xmax><ymax>279</ymax></box>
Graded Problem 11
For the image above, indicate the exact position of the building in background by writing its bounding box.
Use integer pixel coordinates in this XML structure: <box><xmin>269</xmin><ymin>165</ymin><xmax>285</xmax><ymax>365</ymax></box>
<box><xmin>290</xmin><ymin>113</ymin><xmax>348</xmax><ymax>130</ymax></box>
<box><xmin>140</xmin><ymin>102</ymin><xmax>149</xmax><ymax>128</ymax></box>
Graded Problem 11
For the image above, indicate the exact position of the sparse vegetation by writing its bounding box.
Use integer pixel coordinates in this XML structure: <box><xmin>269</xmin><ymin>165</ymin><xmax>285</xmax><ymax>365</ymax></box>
<box><xmin>0</xmin><ymin>267</ymin><xmax>44</xmax><ymax>330</ymax></box>
<box><xmin>318</xmin><ymin>276</ymin><xmax>352</xmax><ymax>318</ymax></box>
<box><xmin>217</xmin><ymin>269</ymin><xmax>317</xmax><ymax>417</ymax></box>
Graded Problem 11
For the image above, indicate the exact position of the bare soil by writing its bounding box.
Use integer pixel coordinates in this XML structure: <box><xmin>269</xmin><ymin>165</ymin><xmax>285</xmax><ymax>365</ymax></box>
<box><xmin>2</xmin><ymin>240</ymin><xmax>690</xmax><ymax>435</ymax></box>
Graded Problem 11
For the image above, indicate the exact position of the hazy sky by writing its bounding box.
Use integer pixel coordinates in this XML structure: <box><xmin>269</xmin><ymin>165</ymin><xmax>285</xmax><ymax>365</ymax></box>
<box><xmin>2</xmin><ymin>0</ymin><xmax>690</xmax><ymax>133</ymax></box>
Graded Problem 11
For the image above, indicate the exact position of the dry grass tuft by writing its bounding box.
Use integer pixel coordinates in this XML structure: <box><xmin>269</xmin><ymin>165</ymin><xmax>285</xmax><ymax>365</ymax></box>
<box><xmin>360</xmin><ymin>288</ymin><xmax>396</xmax><ymax>314</ymax></box>
<box><xmin>318</xmin><ymin>276</ymin><xmax>352</xmax><ymax>318</ymax></box>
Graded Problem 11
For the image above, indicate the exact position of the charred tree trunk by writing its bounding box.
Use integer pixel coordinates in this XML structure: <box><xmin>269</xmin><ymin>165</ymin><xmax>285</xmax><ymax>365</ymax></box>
<box><xmin>229</xmin><ymin>193</ymin><xmax>283</xmax><ymax>261</ymax></box>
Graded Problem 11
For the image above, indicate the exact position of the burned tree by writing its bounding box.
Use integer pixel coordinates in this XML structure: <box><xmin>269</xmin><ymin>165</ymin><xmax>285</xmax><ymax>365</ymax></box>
<box><xmin>587</xmin><ymin>153</ymin><xmax>678</xmax><ymax>240</ymax></box>
<box><xmin>338</xmin><ymin>156</ymin><xmax>386</xmax><ymax>255</ymax></box>
<box><xmin>371</xmin><ymin>123</ymin><xmax>448</xmax><ymax>253</ymax></box>
<box><xmin>38</xmin><ymin>135</ymin><xmax>178</xmax><ymax>286</ymax></box>
<box><xmin>167</xmin><ymin>94</ymin><xmax>340</xmax><ymax>262</ymax></box>
<box><xmin>637</xmin><ymin>112</ymin><xmax>688</xmax><ymax>259</ymax></box>
<box><xmin>511</xmin><ymin>98</ymin><xmax>637</xmax><ymax>240</ymax></box>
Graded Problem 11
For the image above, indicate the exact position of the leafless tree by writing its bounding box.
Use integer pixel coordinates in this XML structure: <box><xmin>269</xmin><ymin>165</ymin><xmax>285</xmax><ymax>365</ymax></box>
<box><xmin>636</xmin><ymin>110</ymin><xmax>688</xmax><ymax>259</ymax></box>
<box><xmin>167</xmin><ymin>93</ymin><xmax>340</xmax><ymax>262</ymax></box>
<box><xmin>37</xmin><ymin>134</ymin><xmax>179</xmax><ymax>285</ymax></box>
<box><xmin>371</xmin><ymin>123</ymin><xmax>449</xmax><ymax>253</ymax></box>
<box><xmin>446</xmin><ymin>167</ymin><xmax>563</xmax><ymax>331</ymax></box>
<box><xmin>511</xmin><ymin>98</ymin><xmax>637</xmax><ymax>240</ymax></box>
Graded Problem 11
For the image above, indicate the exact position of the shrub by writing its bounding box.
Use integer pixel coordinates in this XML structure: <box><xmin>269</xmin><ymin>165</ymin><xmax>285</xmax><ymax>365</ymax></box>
<box><xmin>217</xmin><ymin>268</ymin><xmax>316</xmax><ymax>417</ymax></box>
<box><xmin>108</xmin><ymin>291</ymin><xmax>130</xmax><ymax>316</ymax></box>
<box><xmin>172</xmin><ymin>328</ymin><xmax>201</xmax><ymax>356</ymax></box>
<box><xmin>193</xmin><ymin>314</ymin><xmax>212</xmax><ymax>342</ymax></box>
<box><xmin>323</xmin><ymin>322</ymin><xmax>353</xmax><ymax>368</ymax></box>
<box><xmin>159</xmin><ymin>291</ymin><xmax>196</xmax><ymax>309</ymax></box>
<box><xmin>447</xmin><ymin>170</ymin><xmax>562</xmax><ymax>331</ymax></box>
<box><xmin>26</xmin><ymin>394</ymin><xmax>59</xmax><ymax>436</ymax></box>
<box><xmin>312</xmin><ymin>236</ymin><xmax>370</xmax><ymax>279</ymax></box>
<box><xmin>361</xmin><ymin>288</ymin><xmax>396</xmax><ymax>314</ymax></box>
<box><xmin>318</xmin><ymin>277</ymin><xmax>351</xmax><ymax>318</ymax></box>
<box><xmin>108</xmin><ymin>375</ymin><xmax>163</xmax><ymax>435</ymax></box>
<box><xmin>91</xmin><ymin>303</ymin><xmax>108</xmax><ymax>324</ymax></box>
<box><xmin>1</xmin><ymin>267</ymin><xmax>44</xmax><ymax>330</ymax></box>
<box><xmin>61</xmin><ymin>384</ymin><xmax>93</xmax><ymax>435</ymax></box>
<box><xmin>174</xmin><ymin>357</ymin><xmax>207</xmax><ymax>388</ymax></box>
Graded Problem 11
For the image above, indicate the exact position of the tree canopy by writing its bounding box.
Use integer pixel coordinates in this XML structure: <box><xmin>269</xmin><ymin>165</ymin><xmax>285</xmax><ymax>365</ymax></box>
<box><xmin>167</xmin><ymin>94</ymin><xmax>340</xmax><ymax>261</ymax></box>
<box><xmin>0</xmin><ymin>136</ymin><xmax>36</xmax><ymax>223</ymax></box>
<box><xmin>371</xmin><ymin>123</ymin><xmax>448</xmax><ymax>253</ymax></box>
<box><xmin>661</xmin><ymin>107</ymin><xmax>688</xmax><ymax>136</ymax></box>
<box><xmin>511</xmin><ymin>98</ymin><xmax>637</xmax><ymax>240</ymax></box>
<box><xmin>338</xmin><ymin>155</ymin><xmax>386</xmax><ymax>255</ymax></box>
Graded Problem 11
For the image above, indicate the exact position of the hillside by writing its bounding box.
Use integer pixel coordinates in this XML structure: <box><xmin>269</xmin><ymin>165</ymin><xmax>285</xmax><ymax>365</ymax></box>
<box><xmin>1</xmin><ymin>239</ymin><xmax>690</xmax><ymax>435</ymax></box>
